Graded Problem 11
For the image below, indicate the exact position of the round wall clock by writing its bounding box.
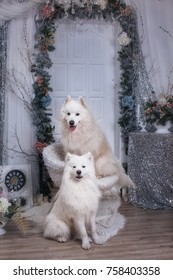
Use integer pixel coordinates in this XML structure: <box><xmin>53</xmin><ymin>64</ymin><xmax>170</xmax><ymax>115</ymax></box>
<box><xmin>5</xmin><ymin>169</ymin><xmax>26</xmax><ymax>192</ymax></box>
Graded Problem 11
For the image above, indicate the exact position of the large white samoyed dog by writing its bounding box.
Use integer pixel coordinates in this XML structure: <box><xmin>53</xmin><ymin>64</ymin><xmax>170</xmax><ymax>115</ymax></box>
<box><xmin>59</xmin><ymin>96</ymin><xmax>134</xmax><ymax>188</ymax></box>
<box><xmin>44</xmin><ymin>152</ymin><xmax>103</xmax><ymax>250</ymax></box>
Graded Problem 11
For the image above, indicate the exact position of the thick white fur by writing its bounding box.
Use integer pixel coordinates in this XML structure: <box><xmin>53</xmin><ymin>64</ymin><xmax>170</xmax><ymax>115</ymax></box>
<box><xmin>44</xmin><ymin>152</ymin><xmax>103</xmax><ymax>250</ymax></box>
<box><xmin>59</xmin><ymin>96</ymin><xmax>134</xmax><ymax>188</ymax></box>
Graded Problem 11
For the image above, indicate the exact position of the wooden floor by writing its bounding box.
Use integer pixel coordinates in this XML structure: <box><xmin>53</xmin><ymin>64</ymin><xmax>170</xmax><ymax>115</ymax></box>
<box><xmin>0</xmin><ymin>202</ymin><xmax>173</xmax><ymax>260</ymax></box>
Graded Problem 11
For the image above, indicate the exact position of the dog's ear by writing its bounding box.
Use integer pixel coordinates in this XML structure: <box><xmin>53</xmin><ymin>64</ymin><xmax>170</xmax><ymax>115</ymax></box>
<box><xmin>86</xmin><ymin>152</ymin><xmax>93</xmax><ymax>162</ymax></box>
<box><xmin>65</xmin><ymin>152</ymin><xmax>72</xmax><ymax>162</ymax></box>
<box><xmin>64</xmin><ymin>95</ymin><xmax>71</xmax><ymax>104</ymax></box>
<box><xmin>77</xmin><ymin>96</ymin><xmax>87</xmax><ymax>108</ymax></box>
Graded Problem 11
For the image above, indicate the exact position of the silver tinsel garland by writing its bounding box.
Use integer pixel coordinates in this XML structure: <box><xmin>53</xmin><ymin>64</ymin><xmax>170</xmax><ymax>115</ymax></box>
<box><xmin>0</xmin><ymin>22</ymin><xmax>8</xmax><ymax>166</ymax></box>
<box><xmin>128</xmin><ymin>132</ymin><xmax>173</xmax><ymax>209</ymax></box>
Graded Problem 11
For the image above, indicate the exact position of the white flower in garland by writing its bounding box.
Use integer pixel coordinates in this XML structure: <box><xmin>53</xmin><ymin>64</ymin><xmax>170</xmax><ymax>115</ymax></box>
<box><xmin>98</xmin><ymin>0</ymin><xmax>108</xmax><ymax>10</ymax></box>
<box><xmin>118</xmin><ymin>31</ymin><xmax>131</xmax><ymax>46</ymax></box>
<box><xmin>158</xmin><ymin>96</ymin><xmax>167</xmax><ymax>105</ymax></box>
<box><xmin>0</xmin><ymin>197</ymin><xmax>11</xmax><ymax>214</ymax></box>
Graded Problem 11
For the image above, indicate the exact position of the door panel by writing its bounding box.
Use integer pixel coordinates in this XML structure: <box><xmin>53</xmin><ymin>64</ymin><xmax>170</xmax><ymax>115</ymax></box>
<box><xmin>50</xmin><ymin>23</ymin><xmax>117</xmax><ymax>154</ymax></box>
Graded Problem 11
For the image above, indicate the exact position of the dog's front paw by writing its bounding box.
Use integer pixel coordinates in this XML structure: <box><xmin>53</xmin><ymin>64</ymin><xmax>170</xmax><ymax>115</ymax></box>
<box><xmin>57</xmin><ymin>236</ymin><xmax>68</xmax><ymax>243</ymax></box>
<box><xmin>82</xmin><ymin>240</ymin><xmax>91</xmax><ymax>250</ymax></box>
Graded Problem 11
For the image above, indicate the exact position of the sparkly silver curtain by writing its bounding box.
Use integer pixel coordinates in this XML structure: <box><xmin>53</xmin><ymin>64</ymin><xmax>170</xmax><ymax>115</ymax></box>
<box><xmin>128</xmin><ymin>132</ymin><xmax>173</xmax><ymax>209</ymax></box>
<box><xmin>0</xmin><ymin>22</ymin><xmax>8</xmax><ymax>165</ymax></box>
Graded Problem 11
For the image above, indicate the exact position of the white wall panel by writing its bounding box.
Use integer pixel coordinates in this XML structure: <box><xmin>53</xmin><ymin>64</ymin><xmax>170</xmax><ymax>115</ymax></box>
<box><xmin>51</xmin><ymin>64</ymin><xmax>68</xmax><ymax>93</ymax></box>
<box><xmin>89</xmin><ymin>98</ymin><xmax>104</xmax><ymax>122</ymax></box>
<box><xmin>70</xmin><ymin>64</ymin><xmax>86</xmax><ymax>96</ymax></box>
<box><xmin>90</xmin><ymin>64</ymin><xmax>104</xmax><ymax>95</ymax></box>
<box><xmin>89</xmin><ymin>31</ymin><xmax>104</xmax><ymax>61</ymax></box>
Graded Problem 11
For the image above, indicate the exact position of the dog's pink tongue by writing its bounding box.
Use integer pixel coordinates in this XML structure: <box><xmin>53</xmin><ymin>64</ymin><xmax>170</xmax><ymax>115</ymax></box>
<box><xmin>69</xmin><ymin>126</ymin><xmax>76</xmax><ymax>132</ymax></box>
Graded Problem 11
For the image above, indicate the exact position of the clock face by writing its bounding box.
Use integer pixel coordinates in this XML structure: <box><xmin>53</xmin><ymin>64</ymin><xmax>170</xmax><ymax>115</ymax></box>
<box><xmin>5</xmin><ymin>170</ymin><xmax>26</xmax><ymax>192</ymax></box>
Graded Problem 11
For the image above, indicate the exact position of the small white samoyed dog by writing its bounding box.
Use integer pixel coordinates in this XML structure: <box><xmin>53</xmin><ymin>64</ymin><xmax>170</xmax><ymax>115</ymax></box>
<box><xmin>44</xmin><ymin>152</ymin><xmax>103</xmax><ymax>250</ymax></box>
<box><xmin>59</xmin><ymin>96</ymin><xmax>134</xmax><ymax>188</ymax></box>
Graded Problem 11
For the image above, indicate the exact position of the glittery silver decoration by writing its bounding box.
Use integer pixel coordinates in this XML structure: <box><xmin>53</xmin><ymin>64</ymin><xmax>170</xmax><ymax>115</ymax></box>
<box><xmin>133</xmin><ymin>47</ymin><xmax>155</xmax><ymax>130</ymax></box>
<box><xmin>128</xmin><ymin>132</ymin><xmax>173</xmax><ymax>209</ymax></box>
<box><xmin>0</xmin><ymin>22</ymin><xmax>8</xmax><ymax>166</ymax></box>
<box><xmin>130</xmin><ymin>11</ymin><xmax>155</xmax><ymax>129</ymax></box>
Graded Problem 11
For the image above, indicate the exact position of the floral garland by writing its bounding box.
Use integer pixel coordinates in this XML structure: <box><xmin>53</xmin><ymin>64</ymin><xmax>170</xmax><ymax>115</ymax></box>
<box><xmin>31</xmin><ymin>3</ymin><xmax>56</xmax><ymax>147</ymax></box>
<box><xmin>32</xmin><ymin>0</ymin><xmax>141</xmax><ymax>153</ymax></box>
<box><xmin>144</xmin><ymin>94</ymin><xmax>173</xmax><ymax>125</ymax></box>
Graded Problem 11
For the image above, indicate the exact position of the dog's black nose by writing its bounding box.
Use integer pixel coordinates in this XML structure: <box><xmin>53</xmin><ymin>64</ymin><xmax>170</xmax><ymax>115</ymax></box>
<box><xmin>69</xmin><ymin>120</ymin><xmax>74</xmax><ymax>126</ymax></box>
<box><xmin>76</xmin><ymin>170</ymin><xmax>81</xmax><ymax>175</ymax></box>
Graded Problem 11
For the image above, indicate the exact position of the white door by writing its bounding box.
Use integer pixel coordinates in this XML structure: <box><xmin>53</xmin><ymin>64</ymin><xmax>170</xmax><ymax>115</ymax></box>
<box><xmin>50</xmin><ymin>23</ymin><xmax>120</xmax><ymax>155</ymax></box>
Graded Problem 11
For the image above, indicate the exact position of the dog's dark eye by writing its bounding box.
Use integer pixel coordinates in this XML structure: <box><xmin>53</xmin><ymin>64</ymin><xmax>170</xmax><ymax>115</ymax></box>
<box><xmin>82</xmin><ymin>166</ymin><xmax>86</xmax><ymax>168</ymax></box>
<box><xmin>67</xmin><ymin>112</ymin><xmax>71</xmax><ymax>116</ymax></box>
<box><xmin>73</xmin><ymin>166</ymin><xmax>76</xmax><ymax>169</ymax></box>
<box><xmin>76</xmin><ymin>113</ymin><xmax>80</xmax><ymax>116</ymax></box>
